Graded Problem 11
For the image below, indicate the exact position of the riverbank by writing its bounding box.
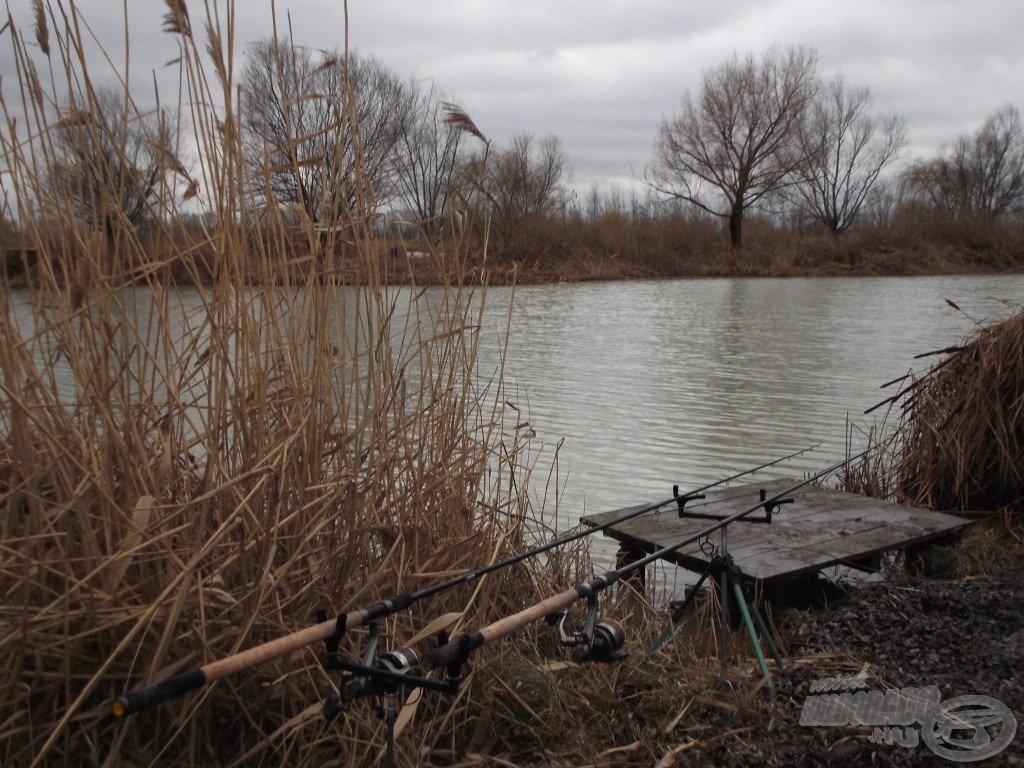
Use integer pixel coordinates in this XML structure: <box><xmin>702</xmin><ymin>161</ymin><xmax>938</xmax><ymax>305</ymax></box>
<box><xmin>353</xmin><ymin>237</ymin><xmax>1024</xmax><ymax>285</ymax></box>
<box><xmin>464</xmin><ymin>241</ymin><xmax>1024</xmax><ymax>285</ymax></box>
<box><xmin>673</xmin><ymin>524</ymin><xmax>1024</xmax><ymax>767</ymax></box>
<box><xmin>485</xmin><ymin>520</ymin><xmax>1023</xmax><ymax>767</ymax></box>
<box><xmin>5</xmin><ymin>235</ymin><xmax>1022</xmax><ymax>290</ymax></box>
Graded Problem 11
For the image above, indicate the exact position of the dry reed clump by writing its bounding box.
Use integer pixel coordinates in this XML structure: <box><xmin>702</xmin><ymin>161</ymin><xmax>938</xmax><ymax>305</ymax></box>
<box><xmin>844</xmin><ymin>303</ymin><xmax>1024</xmax><ymax>514</ymax></box>
<box><xmin>0</xmin><ymin>3</ymin><xmax>565</xmax><ymax>766</ymax></box>
<box><xmin>946</xmin><ymin>517</ymin><xmax>1024</xmax><ymax>577</ymax></box>
<box><xmin>453</xmin><ymin>584</ymin><xmax>776</xmax><ymax>766</ymax></box>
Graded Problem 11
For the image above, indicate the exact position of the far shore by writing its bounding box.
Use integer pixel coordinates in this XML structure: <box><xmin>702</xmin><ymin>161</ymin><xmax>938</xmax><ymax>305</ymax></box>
<box><xmin>389</xmin><ymin>241</ymin><xmax>1024</xmax><ymax>286</ymax></box>
<box><xmin>4</xmin><ymin>239</ymin><xmax>1023</xmax><ymax>290</ymax></box>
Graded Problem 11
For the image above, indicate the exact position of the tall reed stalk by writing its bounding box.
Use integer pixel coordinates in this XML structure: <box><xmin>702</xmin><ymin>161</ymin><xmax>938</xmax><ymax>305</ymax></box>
<box><xmin>0</xmin><ymin>2</ymin><xmax>560</xmax><ymax>765</ymax></box>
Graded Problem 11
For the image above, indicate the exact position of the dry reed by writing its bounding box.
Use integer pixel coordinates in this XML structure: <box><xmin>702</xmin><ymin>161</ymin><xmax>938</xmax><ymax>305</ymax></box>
<box><xmin>455</xmin><ymin>582</ymin><xmax>775</xmax><ymax>766</ymax></box>
<box><xmin>843</xmin><ymin>303</ymin><xmax>1024</xmax><ymax>513</ymax></box>
<box><xmin>0</xmin><ymin>2</ymin><xmax>556</xmax><ymax>766</ymax></box>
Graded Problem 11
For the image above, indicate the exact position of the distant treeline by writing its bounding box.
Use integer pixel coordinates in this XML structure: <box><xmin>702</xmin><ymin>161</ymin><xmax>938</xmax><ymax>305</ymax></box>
<box><xmin>4</xmin><ymin>30</ymin><xmax>1023</xmax><ymax>284</ymax></box>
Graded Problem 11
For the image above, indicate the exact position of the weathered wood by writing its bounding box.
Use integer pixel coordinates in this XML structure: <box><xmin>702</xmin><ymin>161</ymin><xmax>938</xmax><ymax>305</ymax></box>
<box><xmin>582</xmin><ymin>479</ymin><xmax>974</xmax><ymax>584</ymax></box>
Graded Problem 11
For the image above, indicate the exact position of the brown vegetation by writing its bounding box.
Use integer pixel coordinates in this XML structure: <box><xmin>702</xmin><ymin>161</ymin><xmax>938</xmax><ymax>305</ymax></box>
<box><xmin>464</xmin><ymin>210</ymin><xmax>1024</xmax><ymax>284</ymax></box>
<box><xmin>0</xmin><ymin>6</ymin><xmax>780</xmax><ymax>768</ymax></box>
<box><xmin>843</xmin><ymin>302</ymin><xmax>1024</xmax><ymax>512</ymax></box>
<box><xmin>0</xmin><ymin>4</ymin><xmax>558</xmax><ymax>766</ymax></box>
<box><xmin>6</xmin><ymin>204</ymin><xmax>1022</xmax><ymax>291</ymax></box>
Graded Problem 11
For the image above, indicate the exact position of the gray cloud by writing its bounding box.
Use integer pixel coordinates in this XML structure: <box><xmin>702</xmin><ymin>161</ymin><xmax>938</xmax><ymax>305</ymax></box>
<box><xmin>5</xmin><ymin>0</ymin><xmax>1023</xmax><ymax>194</ymax></box>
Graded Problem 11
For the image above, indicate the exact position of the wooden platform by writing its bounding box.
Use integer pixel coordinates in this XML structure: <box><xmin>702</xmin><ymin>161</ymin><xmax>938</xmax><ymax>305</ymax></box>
<box><xmin>581</xmin><ymin>479</ymin><xmax>974</xmax><ymax>584</ymax></box>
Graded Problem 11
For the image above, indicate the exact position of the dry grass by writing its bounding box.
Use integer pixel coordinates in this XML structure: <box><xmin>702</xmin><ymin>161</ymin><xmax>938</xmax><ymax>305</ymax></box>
<box><xmin>473</xmin><ymin>211</ymin><xmax>1024</xmax><ymax>284</ymax></box>
<box><xmin>844</xmin><ymin>303</ymin><xmax>1024</xmax><ymax>514</ymax></box>
<box><xmin>455</xmin><ymin>584</ymin><xmax>778</xmax><ymax>766</ymax></box>
<box><xmin>0</xmin><ymin>3</ymin><xmax>563</xmax><ymax>766</ymax></box>
<box><xmin>920</xmin><ymin>517</ymin><xmax>1024</xmax><ymax>578</ymax></box>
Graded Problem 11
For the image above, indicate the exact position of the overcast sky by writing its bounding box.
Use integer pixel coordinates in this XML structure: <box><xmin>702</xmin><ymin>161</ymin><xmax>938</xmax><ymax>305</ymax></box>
<box><xmin>5</xmin><ymin>0</ymin><xmax>1024</xmax><ymax>197</ymax></box>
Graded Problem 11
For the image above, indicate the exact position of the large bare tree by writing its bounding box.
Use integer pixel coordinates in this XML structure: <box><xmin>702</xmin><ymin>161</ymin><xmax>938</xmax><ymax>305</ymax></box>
<box><xmin>649</xmin><ymin>45</ymin><xmax>819</xmax><ymax>249</ymax></box>
<box><xmin>465</xmin><ymin>133</ymin><xmax>570</xmax><ymax>231</ymax></box>
<box><xmin>389</xmin><ymin>85</ymin><xmax>466</xmax><ymax>232</ymax></box>
<box><xmin>793</xmin><ymin>76</ymin><xmax>907</xmax><ymax>235</ymax></box>
<box><xmin>239</xmin><ymin>38</ymin><xmax>411</xmax><ymax>223</ymax></box>
<box><xmin>46</xmin><ymin>88</ymin><xmax>180</xmax><ymax>240</ymax></box>
<box><xmin>901</xmin><ymin>104</ymin><xmax>1024</xmax><ymax>220</ymax></box>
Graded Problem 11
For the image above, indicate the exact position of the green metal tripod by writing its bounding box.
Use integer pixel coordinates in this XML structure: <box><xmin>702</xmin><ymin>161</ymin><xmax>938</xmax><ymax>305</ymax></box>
<box><xmin>653</xmin><ymin>552</ymin><xmax>784</xmax><ymax>697</ymax></box>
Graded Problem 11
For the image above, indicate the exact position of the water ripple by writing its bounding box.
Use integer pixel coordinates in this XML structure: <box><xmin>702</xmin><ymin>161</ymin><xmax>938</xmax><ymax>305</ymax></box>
<box><xmin>477</xmin><ymin>275</ymin><xmax>1024</xmax><ymax>539</ymax></box>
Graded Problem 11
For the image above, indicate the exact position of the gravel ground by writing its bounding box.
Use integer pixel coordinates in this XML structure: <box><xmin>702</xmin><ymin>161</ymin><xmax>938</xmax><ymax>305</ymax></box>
<box><xmin>684</xmin><ymin>570</ymin><xmax>1024</xmax><ymax>767</ymax></box>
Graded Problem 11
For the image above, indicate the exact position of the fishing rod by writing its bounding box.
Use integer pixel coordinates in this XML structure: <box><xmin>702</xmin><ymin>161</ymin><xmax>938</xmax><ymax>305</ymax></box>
<box><xmin>111</xmin><ymin>444</ymin><xmax>819</xmax><ymax>717</ymax></box>
<box><xmin>420</xmin><ymin>445</ymin><xmax>878</xmax><ymax>676</ymax></box>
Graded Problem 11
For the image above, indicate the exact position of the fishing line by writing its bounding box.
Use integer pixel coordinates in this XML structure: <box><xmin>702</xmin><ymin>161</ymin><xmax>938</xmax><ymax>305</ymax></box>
<box><xmin>422</xmin><ymin>440</ymin><xmax>889</xmax><ymax>672</ymax></box>
<box><xmin>111</xmin><ymin>443</ymin><xmax>821</xmax><ymax>715</ymax></box>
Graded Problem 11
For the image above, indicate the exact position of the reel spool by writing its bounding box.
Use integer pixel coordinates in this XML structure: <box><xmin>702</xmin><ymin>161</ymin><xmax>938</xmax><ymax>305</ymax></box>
<box><xmin>572</xmin><ymin>618</ymin><xmax>626</xmax><ymax>664</ymax></box>
<box><xmin>343</xmin><ymin>646</ymin><xmax>422</xmax><ymax>701</ymax></box>
<box><xmin>547</xmin><ymin>594</ymin><xmax>628</xmax><ymax>665</ymax></box>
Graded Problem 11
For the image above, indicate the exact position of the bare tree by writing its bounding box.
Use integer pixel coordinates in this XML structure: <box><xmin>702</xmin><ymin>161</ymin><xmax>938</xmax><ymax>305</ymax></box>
<box><xmin>390</xmin><ymin>84</ymin><xmax>465</xmax><ymax>232</ymax></box>
<box><xmin>649</xmin><ymin>45</ymin><xmax>819</xmax><ymax>249</ymax></box>
<box><xmin>239</xmin><ymin>38</ymin><xmax>411</xmax><ymax>222</ymax></box>
<box><xmin>46</xmin><ymin>88</ymin><xmax>181</xmax><ymax>239</ymax></box>
<box><xmin>793</xmin><ymin>76</ymin><xmax>907</xmax><ymax>235</ymax></box>
<box><xmin>467</xmin><ymin>133</ymin><xmax>570</xmax><ymax>230</ymax></box>
<box><xmin>901</xmin><ymin>104</ymin><xmax>1024</xmax><ymax>220</ymax></box>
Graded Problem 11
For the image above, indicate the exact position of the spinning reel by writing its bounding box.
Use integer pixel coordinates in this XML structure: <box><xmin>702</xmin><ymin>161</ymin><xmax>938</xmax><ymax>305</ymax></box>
<box><xmin>319</xmin><ymin>617</ymin><xmax>459</xmax><ymax>722</ymax></box>
<box><xmin>547</xmin><ymin>593</ymin><xmax>627</xmax><ymax>664</ymax></box>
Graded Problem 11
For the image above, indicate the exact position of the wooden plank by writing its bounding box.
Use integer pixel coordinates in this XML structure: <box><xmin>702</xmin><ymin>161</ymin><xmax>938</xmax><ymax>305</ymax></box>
<box><xmin>580</xmin><ymin>479</ymin><xmax>973</xmax><ymax>584</ymax></box>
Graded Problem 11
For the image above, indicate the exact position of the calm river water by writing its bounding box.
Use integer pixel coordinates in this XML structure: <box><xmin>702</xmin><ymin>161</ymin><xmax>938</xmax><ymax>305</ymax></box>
<box><xmin>8</xmin><ymin>274</ymin><xmax>1024</xmax><ymax>581</ymax></box>
<box><xmin>473</xmin><ymin>275</ymin><xmax>1024</xmax><ymax>533</ymax></box>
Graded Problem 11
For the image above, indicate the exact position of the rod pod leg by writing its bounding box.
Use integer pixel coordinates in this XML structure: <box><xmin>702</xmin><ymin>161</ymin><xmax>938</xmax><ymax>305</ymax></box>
<box><xmin>731</xmin><ymin>582</ymin><xmax>775</xmax><ymax>699</ymax></box>
<box><xmin>748</xmin><ymin>599</ymin><xmax>785</xmax><ymax>670</ymax></box>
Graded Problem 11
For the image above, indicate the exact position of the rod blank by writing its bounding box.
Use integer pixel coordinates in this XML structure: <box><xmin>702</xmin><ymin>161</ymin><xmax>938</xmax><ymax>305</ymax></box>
<box><xmin>423</xmin><ymin>447</ymin><xmax>875</xmax><ymax>670</ymax></box>
<box><xmin>110</xmin><ymin>445</ymin><xmax>822</xmax><ymax>716</ymax></box>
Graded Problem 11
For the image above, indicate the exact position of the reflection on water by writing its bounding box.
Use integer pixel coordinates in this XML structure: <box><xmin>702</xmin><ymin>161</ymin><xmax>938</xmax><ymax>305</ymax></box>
<box><xmin>471</xmin><ymin>276</ymin><xmax>1024</xmax><ymax>556</ymax></box>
